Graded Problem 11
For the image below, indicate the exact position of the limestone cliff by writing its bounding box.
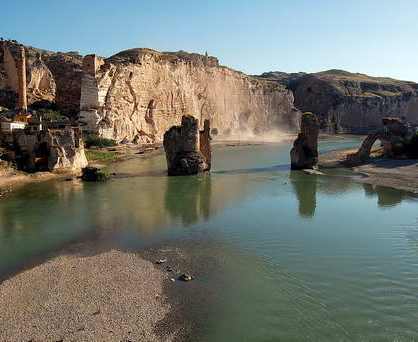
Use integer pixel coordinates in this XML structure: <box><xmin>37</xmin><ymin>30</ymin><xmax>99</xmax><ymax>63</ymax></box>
<box><xmin>260</xmin><ymin>69</ymin><xmax>418</xmax><ymax>132</ymax></box>
<box><xmin>0</xmin><ymin>40</ymin><xmax>82</xmax><ymax>114</ymax></box>
<box><xmin>80</xmin><ymin>49</ymin><xmax>300</xmax><ymax>143</ymax></box>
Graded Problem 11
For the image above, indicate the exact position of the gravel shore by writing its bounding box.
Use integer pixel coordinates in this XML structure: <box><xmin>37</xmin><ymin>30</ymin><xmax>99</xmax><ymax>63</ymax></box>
<box><xmin>0</xmin><ymin>250</ymin><xmax>177</xmax><ymax>341</ymax></box>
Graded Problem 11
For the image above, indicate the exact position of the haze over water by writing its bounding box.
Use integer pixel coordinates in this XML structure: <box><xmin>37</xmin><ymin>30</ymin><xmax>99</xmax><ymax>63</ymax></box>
<box><xmin>1</xmin><ymin>137</ymin><xmax>418</xmax><ymax>341</ymax></box>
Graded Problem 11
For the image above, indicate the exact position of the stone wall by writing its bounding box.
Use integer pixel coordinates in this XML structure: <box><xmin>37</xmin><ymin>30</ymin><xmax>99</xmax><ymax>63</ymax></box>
<box><xmin>80</xmin><ymin>48</ymin><xmax>300</xmax><ymax>143</ymax></box>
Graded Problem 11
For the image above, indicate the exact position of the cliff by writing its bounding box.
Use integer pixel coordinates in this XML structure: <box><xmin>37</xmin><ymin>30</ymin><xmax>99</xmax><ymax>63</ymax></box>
<box><xmin>3</xmin><ymin>39</ymin><xmax>417</xmax><ymax>139</ymax></box>
<box><xmin>0</xmin><ymin>40</ymin><xmax>83</xmax><ymax>115</ymax></box>
<box><xmin>259</xmin><ymin>69</ymin><xmax>418</xmax><ymax>132</ymax></box>
<box><xmin>80</xmin><ymin>49</ymin><xmax>300</xmax><ymax>143</ymax></box>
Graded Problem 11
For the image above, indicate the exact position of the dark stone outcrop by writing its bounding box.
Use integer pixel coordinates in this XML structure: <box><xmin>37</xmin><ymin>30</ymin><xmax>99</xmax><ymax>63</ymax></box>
<box><xmin>163</xmin><ymin>115</ymin><xmax>210</xmax><ymax>176</ymax></box>
<box><xmin>290</xmin><ymin>112</ymin><xmax>320</xmax><ymax>170</ymax></box>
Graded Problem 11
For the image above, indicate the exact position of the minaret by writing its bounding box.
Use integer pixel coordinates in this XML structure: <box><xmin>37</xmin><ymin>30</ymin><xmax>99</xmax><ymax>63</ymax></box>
<box><xmin>16</xmin><ymin>46</ymin><xmax>27</xmax><ymax>113</ymax></box>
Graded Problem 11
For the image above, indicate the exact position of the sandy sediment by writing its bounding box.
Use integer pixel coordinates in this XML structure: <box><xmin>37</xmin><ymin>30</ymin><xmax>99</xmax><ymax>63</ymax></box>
<box><xmin>0</xmin><ymin>250</ymin><xmax>177</xmax><ymax>342</ymax></box>
<box><xmin>319</xmin><ymin>150</ymin><xmax>418</xmax><ymax>194</ymax></box>
<box><xmin>352</xmin><ymin>160</ymin><xmax>418</xmax><ymax>194</ymax></box>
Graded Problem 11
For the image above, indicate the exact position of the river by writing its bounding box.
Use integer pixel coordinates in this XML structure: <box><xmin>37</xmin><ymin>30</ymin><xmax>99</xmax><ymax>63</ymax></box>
<box><xmin>1</xmin><ymin>137</ymin><xmax>417</xmax><ymax>341</ymax></box>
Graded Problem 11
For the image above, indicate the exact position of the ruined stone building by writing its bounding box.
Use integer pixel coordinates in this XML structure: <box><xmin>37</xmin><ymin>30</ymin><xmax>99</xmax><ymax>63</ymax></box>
<box><xmin>163</xmin><ymin>115</ymin><xmax>211</xmax><ymax>176</ymax></box>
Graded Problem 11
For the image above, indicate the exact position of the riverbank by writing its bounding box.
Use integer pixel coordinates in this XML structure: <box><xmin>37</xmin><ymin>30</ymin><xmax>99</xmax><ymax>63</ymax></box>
<box><xmin>0</xmin><ymin>143</ymin><xmax>162</xmax><ymax>197</ymax></box>
<box><xmin>0</xmin><ymin>167</ymin><xmax>74</xmax><ymax>197</ymax></box>
<box><xmin>0</xmin><ymin>249</ymin><xmax>181</xmax><ymax>341</ymax></box>
<box><xmin>319</xmin><ymin>149</ymin><xmax>418</xmax><ymax>194</ymax></box>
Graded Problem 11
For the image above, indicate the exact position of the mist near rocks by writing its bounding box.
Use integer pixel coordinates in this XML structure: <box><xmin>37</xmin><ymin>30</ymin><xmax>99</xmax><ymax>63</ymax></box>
<box><xmin>213</xmin><ymin>128</ymin><xmax>295</xmax><ymax>144</ymax></box>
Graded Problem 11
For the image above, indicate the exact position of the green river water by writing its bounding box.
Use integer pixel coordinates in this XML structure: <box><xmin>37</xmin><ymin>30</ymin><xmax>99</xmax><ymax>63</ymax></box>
<box><xmin>1</xmin><ymin>137</ymin><xmax>418</xmax><ymax>341</ymax></box>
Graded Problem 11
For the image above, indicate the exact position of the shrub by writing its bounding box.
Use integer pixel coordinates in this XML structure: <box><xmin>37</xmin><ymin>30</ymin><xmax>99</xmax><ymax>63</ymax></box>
<box><xmin>84</xmin><ymin>135</ymin><xmax>117</xmax><ymax>148</ymax></box>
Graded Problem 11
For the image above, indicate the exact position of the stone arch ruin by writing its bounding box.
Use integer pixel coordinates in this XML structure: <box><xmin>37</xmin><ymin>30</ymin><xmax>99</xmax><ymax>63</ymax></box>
<box><xmin>352</xmin><ymin>132</ymin><xmax>388</xmax><ymax>162</ymax></box>
<box><xmin>347</xmin><ymin>117</ymin><xmax>410</xmax><ymax>164</ymax></box>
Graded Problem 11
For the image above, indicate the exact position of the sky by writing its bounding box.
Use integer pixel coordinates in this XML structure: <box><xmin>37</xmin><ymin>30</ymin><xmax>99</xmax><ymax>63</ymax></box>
<box><xmin>1</xmin><ymin>0</ymin><xmax>418</xmax><ymax>81</ymax></box>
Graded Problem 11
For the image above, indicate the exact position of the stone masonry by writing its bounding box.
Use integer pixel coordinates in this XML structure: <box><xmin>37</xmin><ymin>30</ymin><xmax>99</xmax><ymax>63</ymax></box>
<box><xmin>290</xmin><ymin>112</ymin><xmax>320</xmax><ymax>170</ymax></box>
<box><xmin>16</xmin><ymin>46</ymin><xmax>27</xmax><ymax>112</ymax></box>
<box><xmin>163</xmin><ymin>115</ymin><xmax>211</xmax><ymax>176</ymax></box>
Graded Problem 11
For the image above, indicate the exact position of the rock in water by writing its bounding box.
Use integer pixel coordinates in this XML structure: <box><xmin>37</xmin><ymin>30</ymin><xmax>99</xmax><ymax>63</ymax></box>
<box><xmin>290</xmin><ymin>112</ymin><xmax>320</xmax><ymax>170</ymax></box>
<box><xmin>163</xmin><ymin>115</ymin><xmax>210</xmax><ymax>176</ymax></box>
<box><xmin>81</xmin><ymin>166</ymin><xmax>109</xmax><ymax>182</ymax></box>
<box><xmin>179</xmin><ymin>273</ymin><xmax>193</xmax><ymax>282</ymax></box>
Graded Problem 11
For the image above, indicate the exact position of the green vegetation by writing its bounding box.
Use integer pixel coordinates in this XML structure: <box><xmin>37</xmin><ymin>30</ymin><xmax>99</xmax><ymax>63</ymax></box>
<box><xmin>36</xmin><ymin>109</ymin><xmax>68</xmax><ymax>121</ymax></box>
<box><xmin>84</xmin><ymin>135</ymin><xmax>117</xmax><ymax>148</ymax></box>
<box><xmin>85</xmin><ymin>150</ymin><xmax>117</xmax><ymax>162</ymax></box>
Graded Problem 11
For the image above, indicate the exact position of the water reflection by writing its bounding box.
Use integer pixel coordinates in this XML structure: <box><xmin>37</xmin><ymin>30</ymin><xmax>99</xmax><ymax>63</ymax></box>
<box><xmin>290</xmin><ymin>170</ymin><xmax>412</xmax><ymax>218</ymax></box>
<box><xmin>165</xmin><ymin>175</ymin><xmax>212</xmax><ymax>226</ymax></box>
<box><xmin>362</xmin><ymin>183</ymin><xmax>408</xmax><ymax>208</ymax></box>
<box><xmin>289</xmin><ymin>171</ymin><xmax>317</xmax><ymax>218</ymax></box>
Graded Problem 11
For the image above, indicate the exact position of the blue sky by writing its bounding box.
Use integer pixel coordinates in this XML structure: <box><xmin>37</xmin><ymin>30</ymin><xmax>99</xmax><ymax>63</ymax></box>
<box><xmin>2</xmin><ymin>0</ymin><xmax>418</xmax><ymax>81</ymax></box>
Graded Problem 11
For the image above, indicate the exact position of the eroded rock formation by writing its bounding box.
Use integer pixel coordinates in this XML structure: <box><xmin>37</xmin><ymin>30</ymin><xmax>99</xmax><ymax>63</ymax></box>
<box><xmin>12</xmin><ymin>127</ymin><xmax>88</xmax><ymax>172</ymax></box>
<box><xmin>79</xmin><ymin>49</ymin><xmax>300</xmax><ymax>143</ymax></box>
<box><xmin>290</xmin><ymin>112</ymin><xmax>320</xmax><ymax>170</ymax></box>
<box><xmin>163</xmin><ymin>115</ymin><xmax>210</xmax><ymax>176</ymax></box>
<box><xmin>260</xmin><ymin>70</ymin><xmax>418</xmax><ymax>132</ymax></box>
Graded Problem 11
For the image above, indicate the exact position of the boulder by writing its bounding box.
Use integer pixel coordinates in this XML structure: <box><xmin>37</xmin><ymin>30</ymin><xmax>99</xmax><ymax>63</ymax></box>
<box><xmin>290</xmin><ymin>112</ymin><xmax>320</xmax><ymax>170</ymax></box>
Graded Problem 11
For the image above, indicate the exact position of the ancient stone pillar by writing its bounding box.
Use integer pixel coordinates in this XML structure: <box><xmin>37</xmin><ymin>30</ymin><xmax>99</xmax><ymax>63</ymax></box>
<box><xmin>83</xmin><ymin>54</ymin><xmax>99</xmax><ymax>76</ymax></box>
<box><xmin>163</xmin><ymin>115</ymin><xmax>210</xmax><ymax>176</ymax></box>
<box><xmin>16</xmin><ymin>46</ymin><xmax>27</xmax><ymax>113</ymax></box>
<box><xmin>290</xmin><ymin>112</ymin><xmax>320</xmax><ymax>170</ymax></box>
<box><xmin>199</xmin><ymin>119</ymin><xmax>211</xmax><ymax>168</ymax></box>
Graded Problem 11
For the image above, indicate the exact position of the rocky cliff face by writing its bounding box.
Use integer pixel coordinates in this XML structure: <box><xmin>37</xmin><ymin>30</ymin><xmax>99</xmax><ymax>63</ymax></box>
<box><xmin>3</xmin><ymin>39</ymin><xmax>417</xmax><ymax>138</ymax></box>
<box><xmin>260</xmin><ymin>69</ymin><xmax>418</xmax><ymax>132</ymax></box>
<box><xmin>0</xmin><ymin>40</ymin><xmax>82</xmax><ymax>114</ymax></box>
<box><xmin>80</xmin><ymin>49</ymin><xmax>300</xmax><ymax>143</ymax></box>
